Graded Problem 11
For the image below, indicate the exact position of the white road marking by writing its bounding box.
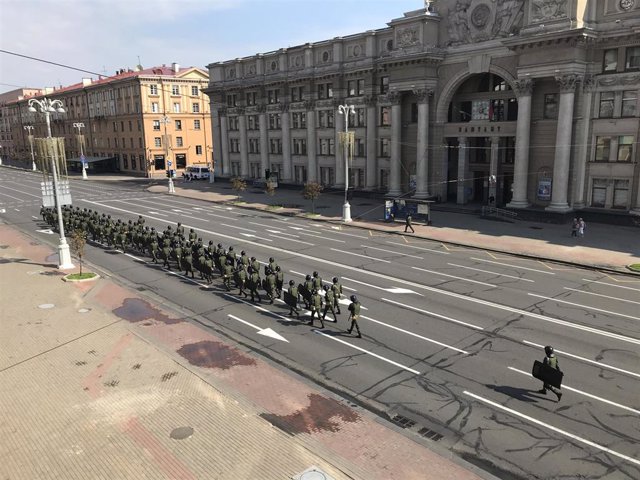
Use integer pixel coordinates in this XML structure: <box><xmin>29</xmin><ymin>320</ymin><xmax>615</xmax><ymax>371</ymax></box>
<box><xmin>247</xmin><ymin>222</ymin><xmax>278</xmax><ymax>229</ymax></box>
<box><xmin>507</xmin><ymin>366</ymin><xmax>640</xmax><ymax>415</ymax></box>
<box><xmin>412</xmin><ymin>266</ymin><xmax>497</xmax><ymax>288</ymax></box>
<box><xmin>36</xmin><ymin>229</ymin><xmax>54</xmax><ymax>235</ymax></box>
<box><xmin>313</xmin><ymin>225</ymin><xmax>367</xmax><ymax>239</ymax></box>
<box><xmin>240</xmin><ymin>232</ymin><xmax>271</xmax><ymax>241</ymax></box>
<box><xmin>361</xmin><ymin>245</ymin><xmax>423</xmax><ymax>259</ymax></box>
<box><xmin>522</xmin><ymin>340</ymin><xmax>640</xmax><ymax>379</ymax></box>
<box><xmin>360</xmin><ymin>315</ymin><xmax>468</xmax><ymax>354</ymax></box>
<box><xmin>266</xmin><ymin>229</ymin><xmax>299</xmax><ymax>238</ymax></box>
<box><xmin>220</xmin><ymin>223</ymin><xmax>256</xmax><ymax>232</ymax></box>
<box><xmin>223</xmin><ymin>293</ymin><xmax>294</xmax><ymax>323</ymax></box>
<box><xmin>381</xmin><ymin>298</ymin><xmax>484</xmax><ymax>330</ymax></box>
<box><xmin>268</xmin><ymin>234</ymin><xmax>315</xmax><ymax>246</ymax></box>
<box><xmin>296</xmin><ymin>231</ymin><xmax>346</xmax><ymax>243</ymax></box>
<box><xmin>31</xmin><ymin>215</ymin><xmax>38</xmax><ymax>220</ymax></box>
<box><xmin>470</xmin><ymin>257</ymin><xmax>556</xmax><ymax>275</ymax></box>
<box><xmin>81</xmin><ymin>200</ymin><xmax>640</xmax><ymax>346</ymax></box>
<box><xmin>1</xmin><ymin>184</ymin><xmax>40</xmax><ymax>198</ymax></box>
<box><xmin>14</xmin><ymin>208</ymin><xmax>20</xmax><ymax>212</ymax></box>
<box><xmin>0</xmin><ymin>191</ymin><xmax>24</xmax><ymax>201</ymax></box>
<box><xmin>463</xmin><ymin>390</ymin><xmax>640</xmax><ymax>467</ymax></box>
<box><xmin>314</xmin><ymin>330</ymin><xmax>421</xmax><ymax>375</ymax></box>
<box><xmin>581</xmin><ymin>279</ymin><xmax>640</xmax><ymax>293</ymax></box>
<box><xmin>148</xmin><ymin>211</ymin><xmax>167</xmax><ymax>217</ymax></box>
<box><xmin>331</xmin><ymin>248</ymin><xmax>391</xmax><ymax>263</ymax></box>
<box><xmin>343</xmin><ymin>277</ymin><xmax>422</xmax><ymax>296</ymax></box>
<box><xmin>385</xmin><ymin>241</ymin><xmax>450</xmax><ymax>255</ymax></box>
<box><xmin>563</xmin><ymin>287</ymin><xmax>640</xmax><ymax>305</ymax></box>
<box><xmin>448</xmin><ymin>263</ymin><xmax>535</xmax><ymax>282</ymax></box>
<box><xmin>528</xmin><ymin>293</ymin><xmax>640</xmax><ymax>322</ymax></box>
<box><xmin>227</xmin><ymin>314</ymin><xmax>288</xmax><ymax>342</ymax></box>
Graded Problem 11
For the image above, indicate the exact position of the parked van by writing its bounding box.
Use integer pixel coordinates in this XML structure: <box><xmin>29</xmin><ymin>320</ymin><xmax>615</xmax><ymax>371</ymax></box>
<box><xmin>186</xmin><ymin>165</ymin><xmax>210</xmax><ymax>180</ymax></box>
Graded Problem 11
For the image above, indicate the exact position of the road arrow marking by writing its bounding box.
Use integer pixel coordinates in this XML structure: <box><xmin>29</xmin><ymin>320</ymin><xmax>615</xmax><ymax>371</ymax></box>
<box><xmin>228</xmin><ymin>314</ymin><xmax>288</xmax><ymax>342</ymax></box>
<box><xmin>36</xmin><ymin>229</ymin><xmax>54</xmax><ymax>235</ymax></box>
<box><xmin>148</xmin><ymin>211</ymin><xmax>167</xmax><ymax>216</ymax></box>
<box><xmin>343</xmin><ymin>277</ymin><xmax>422</xmax><ymax>296</ymax></box>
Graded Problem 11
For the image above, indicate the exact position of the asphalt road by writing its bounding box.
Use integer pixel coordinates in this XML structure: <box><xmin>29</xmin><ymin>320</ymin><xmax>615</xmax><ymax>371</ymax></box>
<box><xmin>2</xmin><ymin>168</ymin><xmax>639</xmax><ymax>480</ymax></box>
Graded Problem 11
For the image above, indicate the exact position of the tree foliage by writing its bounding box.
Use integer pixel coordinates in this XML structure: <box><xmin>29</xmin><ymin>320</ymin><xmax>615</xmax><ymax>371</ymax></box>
<box><xmin>70</xmin><ymin>229</ymin><xmax>87</xmax><ymax>275</ymax></box>
<box><xmin>302</xmin><ymin>181</ymin><xmax>323</xmax><ymax>214</ymax></box>
<box><xmin>230</xmin><ymin>177</ymin><xmax>247</xmax><ymax>201</ymax></box>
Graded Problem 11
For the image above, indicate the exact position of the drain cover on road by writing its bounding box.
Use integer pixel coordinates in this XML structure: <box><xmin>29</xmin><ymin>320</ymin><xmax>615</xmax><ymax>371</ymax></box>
<box><xmin>292</xmin><ymin>466</ymin><xmax>335</xmax><ymax>480</ymax></box>
<box><xmin>38</xmin><ymin>303</ymin><xmax>55</xmax><ymax>309</ymax></box>
<box><xmin>170</xmin><ymin>426</ymin><xmax>194</xmax><ymax>440</ymax></box>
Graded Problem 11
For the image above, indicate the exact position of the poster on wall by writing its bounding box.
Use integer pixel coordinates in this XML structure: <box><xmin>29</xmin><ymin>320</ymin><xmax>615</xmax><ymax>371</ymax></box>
<box><xmin>537</xmin><ymin>179</ymin><xmax>552</xmax><ymax>200</ymax></box>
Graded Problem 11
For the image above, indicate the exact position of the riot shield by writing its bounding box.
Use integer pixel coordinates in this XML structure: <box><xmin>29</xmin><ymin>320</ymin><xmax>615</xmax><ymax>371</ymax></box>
<box><xmin>532</xmin><ymin>360</ymin><xmax>563</xmax><ymax>389</ymax></box>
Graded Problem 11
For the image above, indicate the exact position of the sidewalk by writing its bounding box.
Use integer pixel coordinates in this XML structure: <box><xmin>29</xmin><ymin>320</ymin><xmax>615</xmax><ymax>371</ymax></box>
<box><xmin>147</xmin><ymin>180</ymin><xmax>640</xmax><ymax>273</ymax></box>
<box><xmin>0</xmin><ymin>224</ymin><xmax>492</xmax><ymax>480</ymax></box>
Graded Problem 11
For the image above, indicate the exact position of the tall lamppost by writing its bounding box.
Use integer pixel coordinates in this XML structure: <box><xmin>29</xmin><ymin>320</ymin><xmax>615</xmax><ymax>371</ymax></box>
<box><xmin>23</xmin><ymin>126</ymin><xmax>37</xmax><ymax>171</ymax></box>
<box><xmin>207</xmin><ymin>145</ymin><xmax>215</xmax><ymax>183</ymax></box>
<box><xmin>28</xmin><ymin>97</ymin><xmax>74</xmax><ymax>270</ymax></box>
<box><xmin>0</xmin><ymin>144</ymin><xmax>3</xmax><ymax>166</ymax></box>
<box><xmin>158</xmin><ymin>115</ymin><xmax>175</xmax><ymax>193</ymax></box>
<box><xmin>73</xmin><ymin>122</ymin><xmax>87</xmax><ymax>180</ymax></box>
<box><xmin>337</xmin><ymin>104</ymin><xmax>355</xmax><ymax>223</ymax></box>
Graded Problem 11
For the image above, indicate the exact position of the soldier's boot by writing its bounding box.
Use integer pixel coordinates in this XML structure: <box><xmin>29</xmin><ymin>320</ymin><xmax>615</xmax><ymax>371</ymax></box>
<box><xmin>537</xmin><ymin>388</ymin><xmax>547</xmax><ymax>394</ymax></box>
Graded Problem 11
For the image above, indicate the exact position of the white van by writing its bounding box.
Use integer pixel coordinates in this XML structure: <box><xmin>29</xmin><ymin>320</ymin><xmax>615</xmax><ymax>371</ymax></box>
<box><xmin>186</xmin><ymin>165</ymin><xmax>210</xmax><ymax>180</ymax></box>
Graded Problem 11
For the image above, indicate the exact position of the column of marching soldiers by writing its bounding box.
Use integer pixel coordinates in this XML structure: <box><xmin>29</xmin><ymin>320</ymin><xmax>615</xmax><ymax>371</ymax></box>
<box><xmin>42</xmin><ymin>206</ymin><xmax>363</xmax><ymax>337</ymax></box>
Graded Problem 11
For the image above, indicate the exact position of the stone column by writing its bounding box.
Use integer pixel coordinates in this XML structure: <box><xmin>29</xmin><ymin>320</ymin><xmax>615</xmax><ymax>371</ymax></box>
<box><xmin>388</xmin><ymin>92</ymin><xmax>402</xmax><ymax>197</ymax></box>
<box><xmin>238</xmin><ymin>108</ymin><xmax>249</xmax><ymax>178</ymax></box>
<box><xmin>572</xmin><ymin>76</ymin><xmax>593</xmax><ymax>209</ymax></box>
<box><xmin>457</xmin><ymin>137</ymin><xmax>468</xmax><ymax>204</ymax></box>
<box><xmin>547</xmin><ymin>75</ymin><xmax>579</xmax><ymax>213</ymax></box>
<box><xmin>334</xmin><ymin>103</ymin><xmax>345</xmax><ymax>187</ymax></box>
<box><xmin>219</xmin><ymin>109</ymin><xmax>230</xmax><ymax>177</ymax></box>
<box><xmin>258</xmin><ymin>105</ymin><xmax>269</xmax><ymax>180</ymax></box>
<box><xmin>414</xmin><ymin>89</ymin><xmax>432</xmax><ymax>198</ymax></box>
<box><xmin>489</xmin><ymin>136</ymin><xmax>499</xmax><ymax>202</ymax></box>
<box><xmin>305</xmin><ymin>100</ymin><xmax>317</xmax><ymax>182</ymax></box>
<box><xmin>365</xmin><ymin>96</ymin><xmax>377</xmax><ymax>189</ymax></box>
<box><xmin>281</xmin><ymin>104</ymin><xmax>292</xmax><ymax>182</ymax></box>
<box><xmin>507</xmin><ymin>78</ymin><xmax>533</xmax><ymax>209</ymax></box>
<box><xmin>211</xmin><ymin>106</ymin><xmax>223</xmax><ymax>177</ymax></box>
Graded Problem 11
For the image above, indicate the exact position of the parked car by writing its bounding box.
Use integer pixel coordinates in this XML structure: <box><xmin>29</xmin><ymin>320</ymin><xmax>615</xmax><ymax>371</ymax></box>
<box><xmin>186</xmin><ymin>165</ymin><xmax>210</xmax><ymax>180</ymax></box>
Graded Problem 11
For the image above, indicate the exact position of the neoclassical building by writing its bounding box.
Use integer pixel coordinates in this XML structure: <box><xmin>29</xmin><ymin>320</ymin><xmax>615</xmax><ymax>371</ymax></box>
<box><xmin>205</xmin><ymin>0</ymin><xmax>640</xmax><ymax>214</ymax></box>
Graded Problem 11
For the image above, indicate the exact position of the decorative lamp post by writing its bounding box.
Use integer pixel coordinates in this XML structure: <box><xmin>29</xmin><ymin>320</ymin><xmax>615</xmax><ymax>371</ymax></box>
<box><xmin>28</xmin><ymin>97</ymin><xmax>74</xmax><ymax>270</ymax></box>
<box><xmin>158</xmin><ymin>115</ymin><xmax>175</xmax><ymax>193</ymax></box>
<box><xmin>337</xmin><ymin>104</ymin><xmax>355</xmax><ymax>223</ymax></box>
<box><xmin>23</xmin><ymin>126</ymin><xmax>37</xmax><ymax>171</ymax></box>
<box><xmin>73</xmin><ymin>122</ymin><xmax>87</xmax><ymax>180</ymax></box>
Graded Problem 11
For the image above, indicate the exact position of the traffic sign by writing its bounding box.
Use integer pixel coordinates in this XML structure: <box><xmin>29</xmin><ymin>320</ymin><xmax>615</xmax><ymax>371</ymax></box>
<box><xmin>168</xmin><ymin>160</ymin><xmax>173</xmax><ymax>167</ymax></box>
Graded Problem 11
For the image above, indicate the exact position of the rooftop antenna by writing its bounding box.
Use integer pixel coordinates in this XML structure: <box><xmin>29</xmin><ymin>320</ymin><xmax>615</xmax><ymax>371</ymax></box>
<box><xmin>136</xmin><ymin>55</ymin><xmax>143</xmax><ymax>70</ymax></box>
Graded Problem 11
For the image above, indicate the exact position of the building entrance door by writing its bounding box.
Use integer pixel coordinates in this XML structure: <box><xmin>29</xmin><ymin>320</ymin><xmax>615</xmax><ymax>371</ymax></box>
<box><xmin>473</xmin><ymin>172</ymin><xmax>486</xmax><ymax>203</ymax></box>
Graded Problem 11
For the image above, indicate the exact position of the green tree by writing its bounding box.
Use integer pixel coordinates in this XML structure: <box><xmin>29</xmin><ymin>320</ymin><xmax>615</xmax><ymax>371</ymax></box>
<box><xmin>264</xmin><ymin>181</ymin><xmax>276</xmax><ymax>197</ymax></box>
<box><xmin>302</xmin><ymin>181</ymin><xmax>323</xmax><ymax>214</ymax></box>
<box><xmin>70</xmin><ymin>229</ymin><xmax>87</xmax><ymax>275</ymax></box>
<box><xmin>230</xmin><ymin>177</ymin><xmax>247</xmax><ymax>202</ymax></box>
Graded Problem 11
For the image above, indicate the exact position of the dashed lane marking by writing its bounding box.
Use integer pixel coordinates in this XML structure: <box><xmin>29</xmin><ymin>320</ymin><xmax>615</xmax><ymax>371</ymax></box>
<box><xmin>448</xmin><ymin>263</ymin><xmax>535</xmax><ymax>283</ymax></box>
<box><xmin>361</xmin><ymin>245</ymin><xmax>423</xmax><ymax>260</ymax></box>
<box><xmin>470</xmin><ymin>257</ymin><xmax>556</xmax><ymax>275</ymax></box>
<box><xmin>412</xmin><ymin>266</ymin><xmax>497</xmax><ymax>288</ymax></box>
<box><xmin>603</xmin><ymin>273</ymin><xmax>640</xmax><ymax>284</ymax></box>
<box><xmin>581</xmin><ymin>279</ymin><xmax>640</xmax><ymax>291</ymax></box>
<box><xmin>528</xmin><ymin>293</ymin><xmax>640</xmax><ymax>322</ymax></box>
<box><xmin>330</xmin><ymin>248</ymin><xmax>391</xmax><ymax>263</ymax></box>
<box><xmin>381</xmin><ymin>298</ymin><xmax>484</xmax><ymax>330</ymax></box>
<box><xmin>563</xmin><ymin>287</ymin><xmax>640</xmax><ymax>305</ymax></box>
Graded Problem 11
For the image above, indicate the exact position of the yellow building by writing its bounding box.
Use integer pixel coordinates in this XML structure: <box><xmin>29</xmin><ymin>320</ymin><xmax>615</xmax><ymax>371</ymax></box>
<box><xmin>8</xmin><ymin>63</ymin><xmax>212</xmax><ymax>177</ymax></box>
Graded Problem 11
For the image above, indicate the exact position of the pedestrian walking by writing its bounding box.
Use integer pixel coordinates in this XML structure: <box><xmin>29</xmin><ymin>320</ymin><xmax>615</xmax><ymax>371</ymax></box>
<box><xmin>331</xmin><ymin>277</ymin><xmax>343</xmax><ymax>314</ymax></box>
<box><xmin>404</xmin><ymin>213</ymin><xmax>415</xmax><ymax>233</ymax></box>
<box><xmin>578</xmin><ymin>218</ymin><xmax>586</xmax><ymax>237</ymax></box>
<box><xmin>308</xmin><ymin>290</ymin><xmax>325</xmax><ymax>328</ymax></box>
<box><xmin>346</xmin><ymin>295</ymin><xmax>362</xmax><ymax>338</ymax></box>
<box><xmin>571</xmin><ymin>218</ymin><xmax>578</xmax><ymax>238</ymax></box>
<box><xmin>538</xmin><ymin>346</ymin><xmax>563</xmax><ymax>401</ymax></box>
<box><xmin>322</xmin><ymin>284</ymin><xmax>338</xmax><ymax>322</ymax></box>
<box><xmin>286</xmin><ymin>280</ymin><xmax>300</xmax><ymax>317</ymax></box>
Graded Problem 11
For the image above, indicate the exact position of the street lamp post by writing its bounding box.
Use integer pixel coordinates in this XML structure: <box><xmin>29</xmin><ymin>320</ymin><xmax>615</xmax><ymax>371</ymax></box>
<box><xmin>0</xmin><ymin>144</ymin><xmax>3</xmax><ymax>166</ymax></box>
<box><xmin>337</xmin><ymin>104</ymin><xmax>355</xmax><ymax>223</ymax></box>
<box><xmin>73</xmin><ymin>122</ymin><xmax>87</xmax><ymax>180</ymax></box>
<box><xmin>23</xmin><ymin>126</ymin><xmax>37</xmax><ymax>171</ymax></box>
<box><xmin>158</xmin><ymin>115</ymin><xmax>175</xmax><ymax>193</ymax></box>
<box><xmin>28</xmin><ymin>97</ymin><xmax>74</xmax><ymax>270</ymax></box>
<box><xmin>207</xmin><ymin>145</ymin><xmax>215</xmax><ymax>183</ymax></box>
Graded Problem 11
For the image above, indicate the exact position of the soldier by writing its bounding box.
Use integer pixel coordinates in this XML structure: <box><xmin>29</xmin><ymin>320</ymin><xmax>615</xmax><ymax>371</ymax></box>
<box><xmin>248</xmin><ymin>267</ymin><xmax>262</xmax><ymax>303</ymax></box>
<box><xmin>189</xmin><ymin>228</ymin><xmax>198</xmax><ymax>243</ymax></box>
<box><xmin>40</xmin><ymin>205</ymin><xmax>47</xmax><ymax>223</ymax></box>
<box><xmin>302</xmin><ymin>274</ymin><xmax>314</xmax><ymax>309</ymax></box>
<box><xmin>161</xmin><ymin>237</ymin><xmax>172</xmax><ymax>269</ymax></box>
<box><xmin>176</xmin><ymin>222</ymin><xmax>185</xmax><ymax>237</ymax></box>
<box><xmin>286</xmin><ymin>280</ymin><xmax>300</xmax><ymax>317</ymax></box>
<box><xmin>274</xmin><ymin>266</ymin><xmax>284</xmax><ymax>298</ymax></box>
<box><xmin>183</xmin><ymin>243</ymin><xmax>195</xmax><ymax>278</ymax></box>
<box><xmin>331</xmin><ymin>277</ymin><xmax>343</xmax><ymax>314</ymax></box>
<box><xmin>239</xmin><ymin>250</ymin><xmax>250</xmax><ymax>268</ymax></box>
<box><xmin>346</xmin><ymin>295</ymin><xmax>362</xmax><ymax>338</ymax></box>
<box><xmin>203</xmin><ymin>253</ymin><xmax>214</xmax><ymax>284</ymax></box>
<box><xmin>173</xmin><ymin>241</ymin><xmax>183</xmax><ymax>271</ymax></box>
<box><xmin>538</xmin><ymin>346</ymin><xmax>563</xmax><ymax>401</ymax></box>
<box><xmin>234</xmin><ymin>263</ymin><xmax>248</xmax><ymax>298</ymax></box>
<box><xmin>266</xmin><ymin>257</ymin><xmax>278</xmax><ymax>275</ymax></box>
<box><xmin>322</xmin><ymin>284</ymin><xmax>338</xmax><ymax>322</ymax></box>
<box><xmin>149</xmin><ymin>229</ymin><xmax>159</xmax><ymax>263</ymax></box>
<box><xmin>118</xmin><ymin>227</ymin><xmax>128</xmax><ymax>253</ymax></box>
<box><xmin>312</xmin><ymin>271</ymin><xmax>323</xmax><ymax>292</ymax></box>
<box><xmin>308</xmin><ymin>290</ymin><xmax>325</xmax><ymax>328</ymax></box>
<box><xmin>222</xmin><ymin>259</ymin><xmax>234</xmax><ymax>291</ymax></box>
<box><xmin>250</xmin><ymin>256</ymin><xmax>261</xmax><ymax>274</ymax></box>
<box><xmin>264</xmin><ymin>269</ymin><xmax>277</xmax><ymax>304</ymax></box>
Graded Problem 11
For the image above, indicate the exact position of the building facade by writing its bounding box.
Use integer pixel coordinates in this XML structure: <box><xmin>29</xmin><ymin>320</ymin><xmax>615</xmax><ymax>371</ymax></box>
<box><xmin>205</xmin><ymin>0</ymin><xmax>640</xmax><ymax>214</ymax></box>
<box><xmin>7</xmin><ymin>64</ymin><xmax>212</xmax><ymax>176</ymax></box>
<box><xmin>0</xmin><ymin>88</ymin><xmax>43</xmax><ymax>163</ymax></box>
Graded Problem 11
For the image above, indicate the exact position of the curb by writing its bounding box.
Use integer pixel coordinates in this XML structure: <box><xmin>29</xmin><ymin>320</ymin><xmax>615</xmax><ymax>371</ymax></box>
<box><xmin>62</xmin><ymin>272</ymin><xmax>100</xmax><ymax>283</ymax></box>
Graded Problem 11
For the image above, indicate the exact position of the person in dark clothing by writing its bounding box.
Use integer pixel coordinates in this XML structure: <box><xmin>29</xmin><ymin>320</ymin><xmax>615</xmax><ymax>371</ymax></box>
<box><xmin>404</xmin><ymin>213</ymin><xmax>415</xmax><ymax>233</ymax></box>
<box><xmin>538</xmin><ymin>346</ymin><xmax>563</xmax><ymax>401</ymax></box>
<box><xmin>347</xmin><ymin>295</ymin><xmax>362</xmax><ymax>338</ymax></box>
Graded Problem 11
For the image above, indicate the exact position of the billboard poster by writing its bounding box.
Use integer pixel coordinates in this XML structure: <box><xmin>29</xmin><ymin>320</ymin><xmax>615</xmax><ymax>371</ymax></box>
<box><xmin>537</xmin><ymin>179</ymin><xmax>552</xmax><ymax>200</ymax></box>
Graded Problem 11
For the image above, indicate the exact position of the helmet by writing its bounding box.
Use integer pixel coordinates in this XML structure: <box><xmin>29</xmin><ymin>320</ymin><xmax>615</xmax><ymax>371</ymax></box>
<box><xmin>289</xmin><ymin>280</ymin><xmax>295</xmax><ymax>286</ymax></box>
<box><xmin>227</xmin><ymin>259</ymin><xmax>233</xmax><ymax>265</ymax></box>
<box><xmin>275</xmin><ymin>266</ymin><xmax>281</xmax><ymax>272</ymax></box>
<box><xmin>251</xmin><ymin>256</ymin><xmax>256</xmax><ymax>261</ymax></box>
<box><xmin>218</xmin><ymin>243</ymin><xmax>222</xmax><ymax>248</ymax></box>
<box><xmin>241</xmin><ymin>250</ymin><xmax>246</xmax><ymax>255</ymax></box>
<box><xmin>190</xmin><ymin>228</ymin><xmax>195</xmax><ymax>233</ymax></box>
<box><xmin>265</xmin><ymin>268</ymin><xmax>271</xmax><ymax>275</ymax></box>
<box><xmin>544</xmin><ymin>346</ymin><xmax>554</xmax><ymax>356</ymax></box>
<box><xmin>269</xmin><ymin>257</ymin><xmax>275</xmax><ymax>262</ymax></box>
<box><xmin>333</xmin><ymin>277</ymin><xmax>338</xmax><ymax>283</ymax></box>
<box><xmin>313</xmin><ymin>271</ymin><xmax>318</xmax><ymax>277</ymax></box>
<box><xmin>324</xmin><ymin>285</ymin><xmax>330</xmax><ymax>291</ymax></box>
<box><xmin>350</xmin><ymin>295</ymin><xmax>357</xmax><ymax>302</ymax></box>
<box><xmin>228</xmin><ymin>246</ymin><xmax>234</xmax><ymax>252</ymax></box>
<box><xmin>305</xmin><ymin>274</ymin><xmax>311</xmax><ymax>281</ymax></box>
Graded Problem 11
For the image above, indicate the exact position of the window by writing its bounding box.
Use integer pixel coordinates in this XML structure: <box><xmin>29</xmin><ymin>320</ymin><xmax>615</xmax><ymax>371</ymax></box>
<box><xmin>195</xmin><ymin>145</ymin><xmax>203</xmax><ymax>155</ymax></box>
<box><xmin>380</xmin><ymin>76</ymin><xmax>389</xmax><ymax>94</ymax></box>
<box><xmin>229</xmin><ymin>116</ymin><xmax>239</xmax><ymax>131</ymax></box>
<box><xmin>625</xmin><ymin>46</ymin><xmax>640</xmax><ymax>71</ymax></box>
<box><xmin>591</xmin><ymin>179</ymin><xmax>607</xmax><ymax>207</ymax></box>
<box><xmin>123</xmin><ymin>154</ymin><xmax>128</xmax><ymax>169</ymax></box>
<box><xmin>175</xmin><ymin>120</ymin><xmax>182</xmax><ymax>130</ymax></box>
<box><xmin>603</xmin><ymin>49</ymin><xmax>618</xmax><ymax>73</ymax></box>
<box><xmin>191</xmin><ymin>86</ymin><xmax>199</xmax><ymax>96</ymax></box>
<box><xmin>248</xmin><ymin>138</ymin><xmax>259</xmax><ymax>154</ymax></box>
<box><xmin>294</xmin><ymin>165</ymin><xmax>307</xmax><ymax>184</ymax></box>
<box><xmin>131</xmin><ymin>156</ymin><xmax>137</xmax><ymax>170</ymax></box>
<box><xmin>151</xmin><ymin>102</ymin><xmax>159</xmax><ymax>113</ymax></box>
<box><xmin>248</xmin><ymin>115</ymin><xmax>258</xmax><ymax>130</ymax></box>
<box><xmin>229</xmin><ymin>139</ymin><xmax>240</xmax><ymax>153</ymax></box>
<box><xmin>507</xmin><ymin>98</ymin><xmax>518</xmax><ymax>121</ymax></box>
<box><xmin>490</xmin><ymin>99</ymin><xmax>505</xmax><ymax>121</ymax></box>
<box><xmin>113</xmin><ymin>121</ymin><xmax>118</xmax><ymax>132</ymax></box>
<box><xmin>293</xmin><ymin>138</ymin><xmax>307</xmax><ymax>155</ymax></box>
<box><xmin>269</xmin><ymin>138</ymin><xmax>282</xmax><ymax>154</ymax></box>
<box><xmin>622</xmin><ymin>90</ymin><xmax>637</xmax><ymax>117</ymax></box>
<box><xmin>379</xmin><ymin>138</ymin><xmax>390</xmax><ymax>156</ymax></box>
<box><xmin>353</xmin><ymin>108</ymin><xmax>366</xmax><ymax>127</ymax></box>
<box><xmin>128</xmin><ymin>121</ymin><xmax>132</xmax><ymax>131</ymax></box>
<box><xmin>267</xmin><ymin>89</ymin><xmax>280</xmax><ymax>104</ymax></box>
<box><xmin>318</xmin><ymin>110</ymin><xmax>334</xmax><ymax>128</ymax></box>
<box><xmin>291</xmin><ymin>86</ymin><xmax>304</xmax><ymax>102</ymax></box>
<box><xmin>320</xmin><ymin>167</ymin><xmax>335</xmax><ymax>186</ymax></box>
<box><xmin>176</xmin><ymin>137</ymin><xmax>183</xmax><ymax>147</ymax></box>
<box><xmin>599</xmin><ymin>92</ymin><xmax>614</xmax><ymax>118</ymax></box>
<box><xmin>493</xmin><ymin>79</ymin><xmax>510</xmax><ymax>92</ymax></box>
<box><xmin>192</xmin><ymin>103</ymin><xmax>200</xmax><ymax>113</ymax></box>
<box><xmin>543</xmin><ymin>94</ymin><xmax>558</xmax><ymax>119</ymax></box>
<box><xmin>319</xmin><ymin>138</ymin><xmax>335</xmax><ymax>155</ymax></box>
<box><xmin>149</xmin><ymin>84</ymin><xmax>158</xmax><ymax>95</ymax></box>
<box><xmin>380</xmin><ymin>106</ymin><xmax>391</xmax><ymax>126</ymax></box>
<box><xmin>173</xmin><ymin>103</ymin><xmax>181</xmax><ymax>113</ymax></box>
<box><xmin>292</xmin><ymin>111</ymin><xmax>306</xmax><ymax>129</ymax></box>
<box><xmin>268</xmin><ymin>113</ymin><xmax>281</xmax><ymax>129</ymax></box>
<box><xmin>613</xmin><ymin>180</ymin><xmax>629</xmax><ymax>208</ymax></box>
<box><xmin>227</xmin><ymin>94</ymin><xmax>237</xmax><ymax>107</ymax></box>
<box><xmin>194</xmin><ymin>119</ymin><xmax>201</xmax><ymax>130</ymax></box>
<box><xmin>155</xmin><ymin>137</ymin><xmax>162</xmax><ymax>147</ymax></box>
<box><xmin>246</xmin><ymin>91</ymin><xmax>257</xmax><ymax>106</ymax></box>
<box><xmin>355</xmin><ymin>138</ymin><xmax>366</xmax><ymax>157</ymax></box>
<box><xmin>153</xmin><ymin>120</ymin><xmax>161</xmax><ymax>131</ymax></box>
<box><xmin>171</xmin><ymin>85</ymin><xmax>180</xmax><ymax>95</ymax></box>
<box><xmin>347</xmin><ymin>80</ymin><xmax>365</xmax><ymax>97</ymax></box>
<box><xmin>618</xmin><ymin>135</ymin><xmax>633</xmax><ymax>162</ymax></box>
<box><xmin>317</xmin><ymin>83</ymin><xmax>333</xmax><ymax>99</ymax></box>
<box><xmin>594</xmin><ymin>136</ymin><xmax>611</xmax><ymax>162</ymax></box>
